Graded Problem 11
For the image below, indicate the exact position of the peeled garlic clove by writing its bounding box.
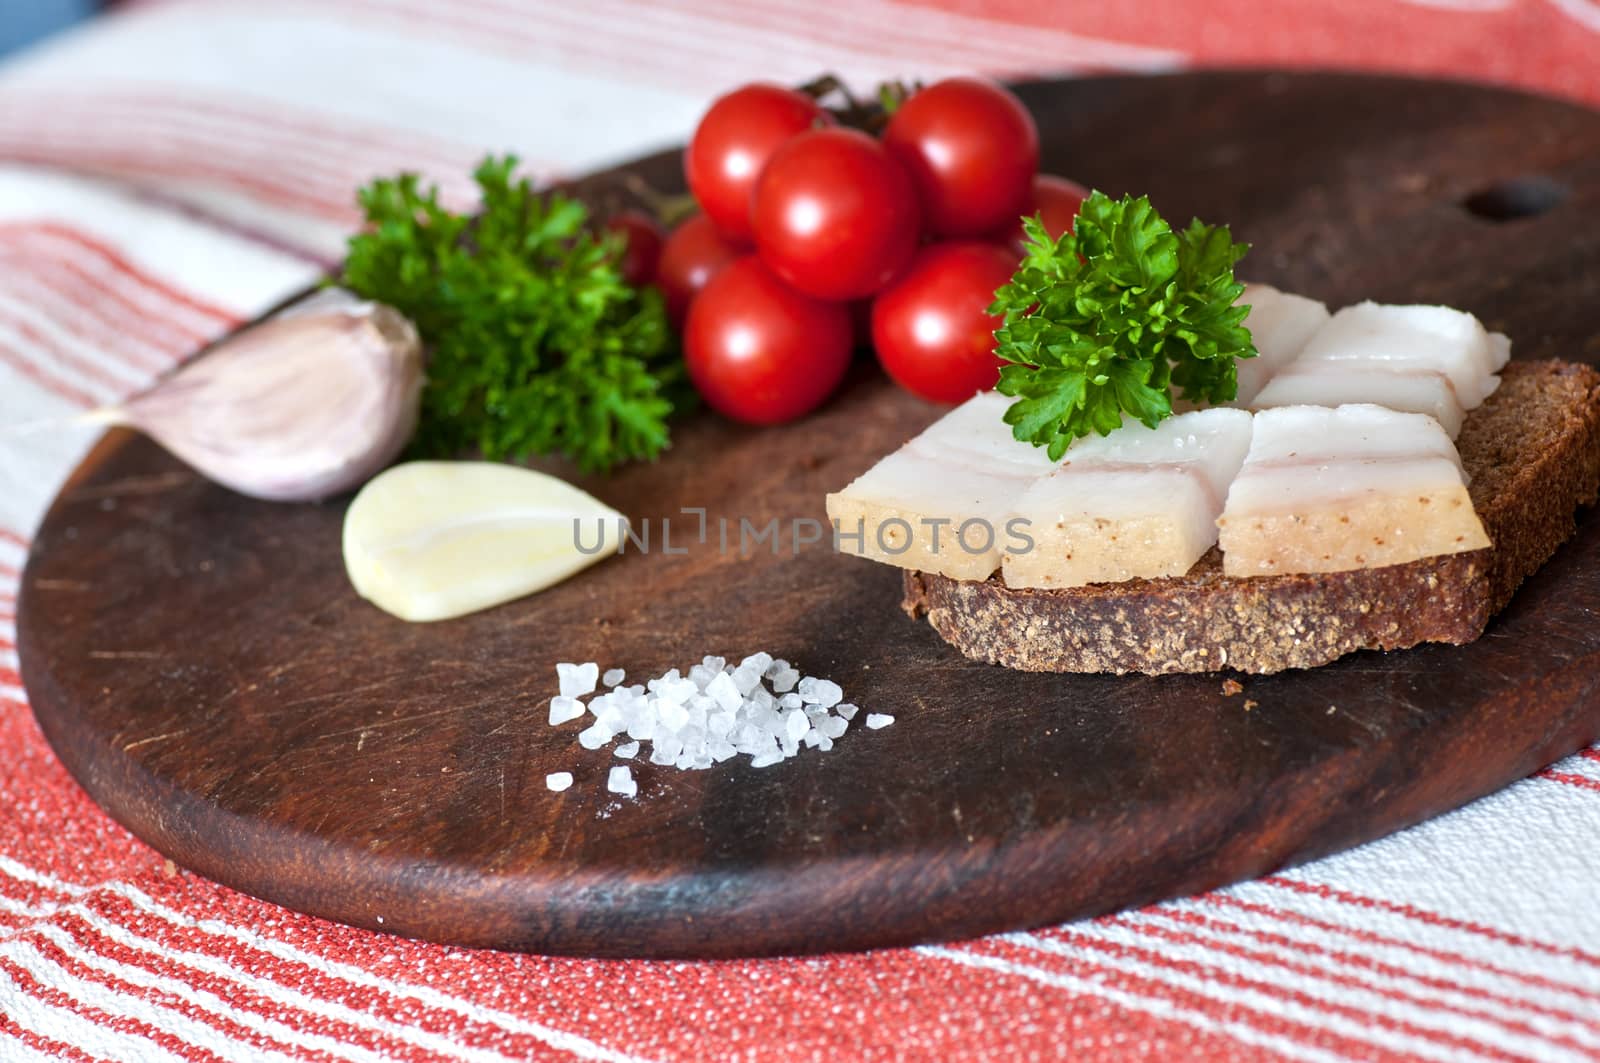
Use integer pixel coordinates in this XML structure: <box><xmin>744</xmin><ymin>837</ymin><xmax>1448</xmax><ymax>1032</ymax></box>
<box><xmin>117</xmin><ymin>287</ymin><xmax>423</xmax><ymax>502</ymax></box>
<box><xmin>343</xmin><ymin>461</ymin><xmax>626</xmax><ymax>622</ymax></box>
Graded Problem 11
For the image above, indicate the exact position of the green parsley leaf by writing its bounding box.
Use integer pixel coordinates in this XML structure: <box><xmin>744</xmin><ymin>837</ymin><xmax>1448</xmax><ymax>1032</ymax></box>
<box><xmin>339</xmin><ymin>155</ymin><xmax>685</xmax><ymax>473</ymax></box>
<box><xmin>990</xmin><ymin>192</ymin><xmax>1255</xmax><ymax>457</ymax></box>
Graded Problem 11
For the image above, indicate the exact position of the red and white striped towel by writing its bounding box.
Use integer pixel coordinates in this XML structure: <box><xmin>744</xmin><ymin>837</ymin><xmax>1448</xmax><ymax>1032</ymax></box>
<box><xmin>1</xmin><ymin>2</ymin><xmax>1598</xmax><ymax>1059</ymax></box>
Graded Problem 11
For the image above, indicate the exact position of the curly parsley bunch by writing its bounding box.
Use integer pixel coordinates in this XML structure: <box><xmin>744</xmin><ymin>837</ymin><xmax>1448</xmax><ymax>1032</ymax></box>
<box><xmin>341</xmin><ymin>156</ymin><xmax>685</xmax><ymax>473</ymax></box>
<box><xmin>990</xmin><ymin>192</ymin><xmax>1256</xmax><ymax>460</ymax></box>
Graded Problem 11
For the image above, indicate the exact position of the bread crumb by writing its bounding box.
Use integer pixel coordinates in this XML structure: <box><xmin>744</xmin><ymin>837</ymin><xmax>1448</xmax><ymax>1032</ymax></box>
<box><xmin>162</xmin><ymin>859</ymin><xmax>177</xmax><ymax>878</ymax></box>
<box><xmin>1243</xmin><ymin>699</ymin><xmax>1258</xmax><ymax>712</ymax></box>
<box><xmin>1221</xmin><ymin>679</ymin><xmax>1243</xmax><ymax>696</ymax></box>
<box><xmin>1327</xmin><ymin>705</ymin><xmax>1338</xmax><ymax>715</ymax></box>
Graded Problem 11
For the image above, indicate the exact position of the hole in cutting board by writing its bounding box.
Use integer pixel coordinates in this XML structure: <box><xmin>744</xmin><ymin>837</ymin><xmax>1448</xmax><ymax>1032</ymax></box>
<box><xmin>1460</xmin><ymin>176</ymin><xmax>1569</xmax><ymax>221</ymax></box>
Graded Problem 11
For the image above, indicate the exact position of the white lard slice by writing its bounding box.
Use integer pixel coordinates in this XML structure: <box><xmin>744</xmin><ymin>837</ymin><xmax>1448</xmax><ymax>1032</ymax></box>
<box><xmin>1249</xmin><ymin>364</ymin><xmax>1466</xmax><ymax>438</ymax></box>
<box><xmin>1252</xmin><ymin>302</ymin><xmax>1510</xmax><ymax>437</ymax></box>
<box><xmin>1001</xmin><ymin>408</ymin><xmax>1255</xmax><ymax>589</ymax></box>
<box><xmin>825</xmin><ymin>392</ymin><xmax>1060</xmax><ymax>580</ymax></box>
<box><xmin>1230</xmin><ymin>284</ymin><xmax>1331</xmax><ymax>406</ymax></box>
<box><xmin>1217</xmin><ymin>404</ymin><xmax>1491</xmax><ymax>578</ymax></box>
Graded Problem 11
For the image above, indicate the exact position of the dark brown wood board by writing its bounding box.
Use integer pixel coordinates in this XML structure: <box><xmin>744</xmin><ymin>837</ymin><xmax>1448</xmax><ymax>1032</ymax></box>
<box><xmin>17</xmin><ymin>72</ymin><xmax>1600</xmax><ymax>959</ymax></box>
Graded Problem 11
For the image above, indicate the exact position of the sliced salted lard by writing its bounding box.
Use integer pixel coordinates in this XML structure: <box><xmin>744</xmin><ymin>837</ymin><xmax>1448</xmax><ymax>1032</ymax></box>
<box><xmin>1230</xmin><ymin>284</ymin><xmax>1330</xmax><ymax>406</ymax></box>
<box><xmin>825</xmin><ymin>391</ymin><xmax>1059</xmax><ymax>580</ymax></box>
<box><xmin>1252</xmin><ymin>302</ymin><xmax>1510</xmax><ymax>438</ymax></box>
<box><xmin>1001</xmin><ymin>408</ymin><xmax>1254</xmax><ymax>589</ymax></box>
<box><xmin>1217</xmin><ymin>404</ymin><xmax>1490</xmax><ymax>578</ymax></box>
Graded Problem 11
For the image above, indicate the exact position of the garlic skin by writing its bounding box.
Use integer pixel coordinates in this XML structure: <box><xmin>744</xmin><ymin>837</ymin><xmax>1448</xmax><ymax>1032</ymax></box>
<box><xmin>117</xmin><ymin>288</ymin><xmax>423</xmax><ymax>502</ymax></box>
<box><xmin>342</xmin><ymin>461</ymin><xmax>627</xmax><ymax>622</ymax></box>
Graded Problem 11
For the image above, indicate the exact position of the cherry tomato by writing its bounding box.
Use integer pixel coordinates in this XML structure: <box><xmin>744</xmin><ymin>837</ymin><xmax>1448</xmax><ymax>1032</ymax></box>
<box><xmin>998</xmin><ymin>174</ymin><xmax>1089</xmax><ymax>254</ymax></box>
<box><xmin>605</xmin><ymin>209</ymin><xmax>664</xmax><ymax>287</ymax></box>
<box><xmin>882</xmin><ymin>77</ymin><xmax>1039</xmax><ymax>238</ymax></box>
<box><xmin>750</xmin><ymin>128</ymin><xmax>922</xmax><ymax>301</ymax></box>
<box><xmin>685</xmin><ymin>83</ymin><xmax>832</xmax><ymax>242</ymax></box>
<box><xmin>656</xmin><ymin>212</ymin><xmax>745</xmax><ymax>328</ymax></box>
<box><xmin>871</xmin><ymin>241</ymin><xmax>1016</xmax><ymax>403</ymax></box>
<box><xmin>685</xmin><ymin>256</ymin><xmax>853</xmax><ymax>425</ymax></box>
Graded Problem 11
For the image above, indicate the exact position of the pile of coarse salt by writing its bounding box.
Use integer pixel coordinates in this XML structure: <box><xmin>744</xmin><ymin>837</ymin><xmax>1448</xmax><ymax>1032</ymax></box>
<box><xmin>544</xmin><ymin>653</ymin><xmax>889</xmax><ymax>797</ymax></box>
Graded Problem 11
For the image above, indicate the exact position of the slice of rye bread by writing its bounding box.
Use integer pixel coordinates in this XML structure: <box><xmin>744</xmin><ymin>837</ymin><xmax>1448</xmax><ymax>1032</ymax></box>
<box><xmin>901</xmin><ymin>359</ymin><xmax>1600</xmax><ymax>675</ymax></box>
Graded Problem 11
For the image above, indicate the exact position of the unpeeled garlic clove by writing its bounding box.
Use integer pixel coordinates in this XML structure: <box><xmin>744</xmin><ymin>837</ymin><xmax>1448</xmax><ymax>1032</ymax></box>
<box><xmin>114</xmin><ymin>287</ymin><xmax>423</xmax><ymax>502</ymax></box>
<box><xmin>342</xmin><ymin>461</ymin><xmax>627</xmax><ymax>622</ymax></box>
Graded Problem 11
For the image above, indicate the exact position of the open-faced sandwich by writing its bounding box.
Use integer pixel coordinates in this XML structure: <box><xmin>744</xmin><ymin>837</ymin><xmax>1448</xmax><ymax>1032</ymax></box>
<box><xmin>827</xmin><ymin>198</ymin><xmax>1600</xmax><ymax>674</ymax></box>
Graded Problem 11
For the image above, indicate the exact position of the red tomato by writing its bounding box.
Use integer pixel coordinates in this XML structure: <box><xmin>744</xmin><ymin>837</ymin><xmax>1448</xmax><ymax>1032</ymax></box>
<box><xmin>998</xmin><ymin>174</ymin><xmax>1089</xmax><ymax>254</ymax></box>
<box><xmin>870</xmin><ymin>241</ymin><xmax>1017</xmax><ymax>403</ymax></box>
<box><xmin>605</xmin><ymin>209</ymin><xmax>665</xmax><ymax>287</ymax></box>
<box><xmin>685</xmin><ymin>83</ymin><xmax>832</xmax><ymax>242</ymax></box>
<box><xmin>684</xmin><ymin>256</ymin><xmax>853</xmax><ymax>425</ymax></box>
<box><xmin>882</xmin><ymin>77</ymin><xmax>1039</xmax><ymax>238</ymax></box>
<box><xmin>656</xmin><ymin>213</ymin><xmax>745</xmax><ymax>328</ymax></box>
<box><xmin>750</xmin><ymin>128</ymin><xmax>922</xmax><ymax>301</ymax></box>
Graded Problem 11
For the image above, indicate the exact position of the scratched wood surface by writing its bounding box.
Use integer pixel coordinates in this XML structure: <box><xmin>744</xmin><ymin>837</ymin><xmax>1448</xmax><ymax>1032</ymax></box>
<box><xmin>17</xmin><ymin>72</ymin><xmax>1600</xmax><ymax>958</ymax></box>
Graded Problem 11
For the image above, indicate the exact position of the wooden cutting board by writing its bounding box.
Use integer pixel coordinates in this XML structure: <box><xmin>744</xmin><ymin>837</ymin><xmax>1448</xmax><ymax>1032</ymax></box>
<box><xmin>17</xmin><ymin>72</ymin><xmax>1600</xmax><ymax>959</ymax></box>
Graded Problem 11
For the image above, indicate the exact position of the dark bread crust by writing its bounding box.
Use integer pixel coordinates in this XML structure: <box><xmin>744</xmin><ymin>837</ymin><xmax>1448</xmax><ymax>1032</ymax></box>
<box><xmin>901</xmin><ymin>360</ymin><xmax>1600</xmax><ymax>674</ymax></box>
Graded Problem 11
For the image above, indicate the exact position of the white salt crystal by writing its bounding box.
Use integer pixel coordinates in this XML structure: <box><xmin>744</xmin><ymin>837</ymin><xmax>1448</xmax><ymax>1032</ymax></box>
<box><xmin>578</xmin><ymin>722</ymin><xmax>613</xmax><ymax>749</ymax></box>
<box><xmin>778</xmin><ymin>692</ymin><xmax>803</xmax><ymax>710</ymax></box>
<box><xmin>770</xmin><ymin>667</ymin><xmax>800</xmax><ymax>693</ymax></box>
<box><xmin>802</xmin><ymin>730</ymin><xmax>821</xmax><ymax>749</ymax></box>
<box><xmin>649</xmin><ymin>745</ymin><xmax>676</xmax><ymax>766</ymax></box>
<box><xmin>706</xmin><ymin>711</ymin><xmax>735</xmax><ymax>736</ymax></box>
<box><xmin>747</xmin><ymin>686</ymin><xmax>775</xmax><ymax>712</ymax></box>
<box><xmin>820</xmin><ymin>715</ymin><xmax>848</xmax><ymax>739</ymax></box>
<box><xmin>731</xmin><ymin>666</ymin><xmax>762</xmax><ymax>696</ymax></box>
<box><xmin>657</xmin><ymin>677</ymin><xmax>698</xmax><ymax>705</ymax></box>
<box><xmin>701</xmin><ymin>655</ymin><xmax>726</xmax><ymax>674</ymax></box>
<box><xmin>799</xmin><ymin>677</ymin><xmax>843</xmax><ymax>708</ymax></box>
<box><xmin>865</xmin><ymin>713</ymin><xmax>895</xmax><ymax>729</ymax></box>
<box><xmin>684</xmin><ymin>703</ymin><xmax>708</xmax><ymax>731</ymax></box>
<box><xmin>614</xmin><ymin>741</ymin><xmax>640</xmax><ymax>760</ymax></box>
<box><xmin>836</xmin><ymin>703</ymin><xmax>858</xmax><ymax>721</ymax></box>
<box><xmin>603</xmin><ymin>668</ymin><xmax>626</xmax><ymax>687</ymax></box>
<box><xmin>674</xmin><ymin>751</ymin><xmax>698</xmax><ymax>771</ymax></box>
<box><xmin>545</xmin><ymin>771</ymin><xmax>573</xmax><ymax>792</ymax></box>
<box><xmin>740</xmin><ymin>652</ymin><xmax>774</xmax><ymax>674</ymax></box>
<box><xmin>655</xmin><ymin>734</ymin><xmax>683</xmax><ymax>762</ymax></box>
<box><xmin>709</xmin><ymin>738</ymin><xmax>738</xmax><ymax>762</ymax></box>
<box><xmin>557</xmin><ymin>661</ymin><xmax>599</xmax><ymax>698</ymax></box>
<box><xmin>784</xmin><ymin>710</ymin><xmax>811</xmax><ymax>742</ymax></box>
<box><xmin>705</xmin><ymin>671</ymin><xmax>743</xmax><ymax>713</ymax></box>
<box><xmin>779</xmin><ymin>734</ymin><xmax>800</xmax><ymax>757</ymax></box>
<box><xmin>750</xmin><ymin>750</ymin><xmax>784</xmax><ymax>768</ymax></box>
<box><xmin>814</xmin><ymin>734</ymin><xmax>833</xmax><ymax>751</ymax></box>
<box><xmin>607</xmin><ymin>765</ymin><xmax>637</xmax><ymax>797</ymax></box>
<box><xmin>658</xmin><ymin>700</ymin><xmax>690</xmax><ymax>731</ymax></box>
<box><xmin>626</xmin><ymin>712</ymin><xmax>657</xmax><ymax>741</ymax></box>
<box><xmin>687</xmin><ymin>664</ymin><xmax>717</xmax><ymax>690</ymax></box>
<box><xmin>548</xmin><ymin>696</ymin><xmax>586</xmax><ymax>726</ymax></box>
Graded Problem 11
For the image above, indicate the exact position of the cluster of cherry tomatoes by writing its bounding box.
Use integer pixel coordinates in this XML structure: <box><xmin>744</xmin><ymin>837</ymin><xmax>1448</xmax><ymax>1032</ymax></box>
<box><xmin>615</xmin><ymin>77</ymin><xmax>1087</xmax><ymax>424</ymax></box>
